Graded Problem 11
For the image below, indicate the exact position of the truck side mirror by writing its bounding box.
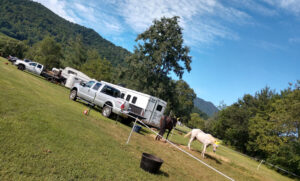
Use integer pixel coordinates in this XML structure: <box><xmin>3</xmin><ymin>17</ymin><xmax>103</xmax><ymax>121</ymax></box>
<box><xmin>80</xmin><ymin>82</ymin><xmax>86</xmax><ymax>87</ymax></box>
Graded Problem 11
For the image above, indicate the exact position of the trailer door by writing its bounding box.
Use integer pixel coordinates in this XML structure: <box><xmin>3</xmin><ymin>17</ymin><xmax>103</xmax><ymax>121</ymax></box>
<box><xmin>143</xmin><ymin>98</ymin><xmax>157</xmax><ymax>123</ymax></box>
<box><xmin>150</xmin><ymin>100</ymin><xmax>166</xmax><ymax>127</ymax></box>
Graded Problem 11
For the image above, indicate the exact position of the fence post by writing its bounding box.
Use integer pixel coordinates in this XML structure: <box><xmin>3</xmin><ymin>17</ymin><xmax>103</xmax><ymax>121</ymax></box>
<box><xmin>257</xmin><ymin>160</ymin><xmax>264</xmax><ymax>171</ymax></box>
<box><xmin>126</xmin><ymin>118</ymin><xmax>137</xmax><ymax>144</ymax></box>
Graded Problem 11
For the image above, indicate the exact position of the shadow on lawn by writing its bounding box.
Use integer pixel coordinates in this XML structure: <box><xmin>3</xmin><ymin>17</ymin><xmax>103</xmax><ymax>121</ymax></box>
<box><xmin>75</xmin><ymin>100</ymin><xmax>135</xmax><ymax>126</ymax></box>
<box><xmin>157</xmin><ymin>170</ymin><xmax>169</xmax><ymax>177</ymax></box>
<box><xmin>192</xmin><ymin>149</ymin><xmax>222</xmax><ymax>164</ymax></box>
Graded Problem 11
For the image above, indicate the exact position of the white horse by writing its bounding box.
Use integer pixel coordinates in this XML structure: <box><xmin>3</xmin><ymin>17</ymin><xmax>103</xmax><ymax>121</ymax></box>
<box><xmin>184</xmin><ymin>129</ymin><xmax>219</xmax><ymax>158</ymax></box>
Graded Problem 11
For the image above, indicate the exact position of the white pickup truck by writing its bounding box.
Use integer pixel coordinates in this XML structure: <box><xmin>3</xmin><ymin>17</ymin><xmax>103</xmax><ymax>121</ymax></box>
<box><xmin>14</xmin><ymin>59</ymin><xmax>44</xmax><ymax>75</ymax></box>
<box><xmin>70</xmin><ymin>80</ymin><xmax>130</xmax><ymax>118</ymax></box>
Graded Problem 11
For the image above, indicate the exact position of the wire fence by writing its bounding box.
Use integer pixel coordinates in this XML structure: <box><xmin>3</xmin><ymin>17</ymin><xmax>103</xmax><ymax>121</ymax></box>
<box><xmin>83</xmin><ymin>103</ymin><xmax>299</xmax><ymax>179</ymax></box>
<box><xmin>216</xmin><ymin>143</ymin><xmax>300</xmax><ymax>178</ymax></box>
<box><xmin>176</xmin><ymin>124</ymin><xmax>300</xmax><ymax>178</ymax></box>
<box><xmin>126</xmin><ymin>117</ymin><xmax>235</xmax><ymax>181</ymax></box>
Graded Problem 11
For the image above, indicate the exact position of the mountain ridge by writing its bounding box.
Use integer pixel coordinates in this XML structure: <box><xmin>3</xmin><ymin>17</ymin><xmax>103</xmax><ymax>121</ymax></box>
<box><xmin>193</xmin><ymin>97</ymin><xmax>219</xmax><ymax>117</ymax></box>
<box><xmin>0</xmin><ymin>0</ymin><xmax>130</xmax><ymax>66</ymax></box>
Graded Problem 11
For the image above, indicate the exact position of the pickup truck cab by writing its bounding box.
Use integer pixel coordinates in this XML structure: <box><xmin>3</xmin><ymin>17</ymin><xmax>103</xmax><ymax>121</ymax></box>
<box><xmin>14</xmin><ymin>59</ymin><xmax>44</xmax><ymax>75</ymax></box>
<box><xmin>70</xmin><ymin>80</ymin><xmax>130</xmax><ymax>118</ymax></box>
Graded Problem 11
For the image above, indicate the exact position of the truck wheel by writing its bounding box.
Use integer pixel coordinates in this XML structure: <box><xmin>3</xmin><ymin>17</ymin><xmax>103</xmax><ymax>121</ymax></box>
<box><xmin>69</xmin><ymin>89</ymin><xmax>77</xmax><ymax>101</ymax></box>
<box><xmin>102</xmin><ymin>105</ymin><xmax>112</xmax><ymax>118</ymax></box>
<box><xmin>18</xmin><ymin>64</ymin><xmax>25</xmax><ymax>71</ymax></box>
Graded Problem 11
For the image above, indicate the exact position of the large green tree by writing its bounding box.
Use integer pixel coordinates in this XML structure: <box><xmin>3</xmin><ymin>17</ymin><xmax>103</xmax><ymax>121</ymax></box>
<box><xmin>119</xmin><ymin>16</ymin><xmax>192</xmax><ymax>117</ymax></box>
<box><xmin>211</xmin><ymin>83</ymin><xmax>300</xmax><ymax>176</ymax></box>
<box><xmin>26</xmin><ymin>36</ymin><xmax>63</xmax><ymax>69</ymax></box>
<box><xmin>188</xmin><ymin>113</ymin><xmax>205</xmax><ymax>129</ymax></box>
<box><xmin>80</xmin><ymin>49</ymin><xmax>113</xmax><ymax>82</ymax></box>
<box><xmin>0</xmin><ymin>33</ymin><xmax>28</xmax><ymax>58</ymax></box>
<box><xmin>173</xmin><ymin>80</ymin><xmax>196</xmax><ymax>122</ymax></box>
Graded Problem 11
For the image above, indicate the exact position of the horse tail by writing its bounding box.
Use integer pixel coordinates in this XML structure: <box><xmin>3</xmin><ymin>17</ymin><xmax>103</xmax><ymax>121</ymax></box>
<box><xmin>184</xmin><ymin>130</ymin><xmax>192</xmax><ymax>138</ymax></box>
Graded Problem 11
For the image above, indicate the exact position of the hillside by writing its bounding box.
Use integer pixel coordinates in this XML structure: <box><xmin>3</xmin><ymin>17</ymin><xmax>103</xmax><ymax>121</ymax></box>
<box><xmin>0</xmin><ymin>0</ymin><xmax>130</xmax><ymax>66</ymax></box>
<box><xmin>0</xmin><ymin>57</ymin><xmax>294</xmax><ymax>181</ymax></box>
<box><xmin>194</xmin><ymin>97</ymin><xmax>219</xmax><ymax>117</ymax></box>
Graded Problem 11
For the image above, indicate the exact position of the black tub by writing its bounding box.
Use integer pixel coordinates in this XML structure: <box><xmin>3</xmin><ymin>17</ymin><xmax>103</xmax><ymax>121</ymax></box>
<box><xmin>140</xmin><ymin>153</ymin><xmax>164</xmax><ymax>173</ymax></box>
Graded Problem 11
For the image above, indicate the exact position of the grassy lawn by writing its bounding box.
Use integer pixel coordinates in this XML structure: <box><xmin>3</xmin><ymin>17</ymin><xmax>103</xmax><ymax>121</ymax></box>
<box><xmin>0</xmin><ymin>57</ymin><xmax>295</xmax><ymax>181</ymax></box>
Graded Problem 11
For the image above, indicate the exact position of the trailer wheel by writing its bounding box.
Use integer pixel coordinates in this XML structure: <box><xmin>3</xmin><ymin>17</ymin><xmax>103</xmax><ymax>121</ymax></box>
<box><xmin>102</xmin><ymin>105</ymin><xmax>112</xmax><ymax>118</ymax></box>
<box><xmin>18</xmin><ymin>64</ymin><xmax>25</xmax><ymax>71</ymax></box>
<box><xmin>69</xmin><ymin>89</ymin><xmax>77</xmax><ymax>101</ymax></box>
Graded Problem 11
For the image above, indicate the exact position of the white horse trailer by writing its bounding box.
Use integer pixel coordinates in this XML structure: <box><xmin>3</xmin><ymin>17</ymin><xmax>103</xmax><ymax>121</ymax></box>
<box><xmin>60</xmin><ymin>67</ymin><xmax>92</xmax><ymax>88</ymax></box>
<box><xmin>101</xmin><ymin>81</ymin><xmax>167</xmax><ymax>128</ymax></box>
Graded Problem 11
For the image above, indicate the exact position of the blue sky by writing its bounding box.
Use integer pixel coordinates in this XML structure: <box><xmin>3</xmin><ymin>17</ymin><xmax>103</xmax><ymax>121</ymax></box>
<box><xmin>33</xmin><ymin>0</ymin><xmax>300</xmax><ymax>106</ymax></box>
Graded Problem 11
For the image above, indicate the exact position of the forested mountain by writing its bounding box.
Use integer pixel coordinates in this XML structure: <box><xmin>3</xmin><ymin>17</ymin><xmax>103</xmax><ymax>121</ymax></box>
<box><xmin>193</xmin><ymin>97</ymin><xmax>219</xmax><ymax>116</ymax></box>
<box><xmin>0</xmin><ymin>0</ymin><xmax>130</xmax><ymax>66</ymax></box>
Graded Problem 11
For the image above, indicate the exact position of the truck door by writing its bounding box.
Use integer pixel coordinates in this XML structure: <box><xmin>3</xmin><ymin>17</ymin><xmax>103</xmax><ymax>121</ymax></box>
<box><xmin>79</xmin><ymin>81</ymin><xmax>95</xmax><ymax>100</ymax></box>
<box><xmin>35</xmin><ymin>64</ymin><xmax>43</xmax><ymax>75</ymax></box>
<box><xmin>27</xmin><ymin>62</ymin><xmax>37</xmax><ymax>73</ymax></box>
<box><xmin>87</xmin><ymin>82</ymin><xmax>102</xmax><ymax>103</ymax></box>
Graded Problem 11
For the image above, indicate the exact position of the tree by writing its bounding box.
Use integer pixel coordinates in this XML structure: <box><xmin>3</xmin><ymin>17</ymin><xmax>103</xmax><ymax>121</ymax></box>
<box><xmin>172</xmin><ymin>80</ymin><xmax>196</xmax><ymax>123</ymax></box>
<box><xmin>64</xmin><ymin>35</ymin><xmax>87</xmax><ymax>68</ymax></box>
<box><xmin>188</xmin><ymin>113</ymin><xmax>205</xmax><ymax>129</ymax></box>
<box><xmin>192</xmin><ymin>107</ymin><xmax>209</xmax><ymax>120</ymax></box>
<box><xmin>80</xmin><ymin>49</ymin><xmax>113</xmax><ymax>82</ymax></box>
<box><xmin>119</xmin><ymin>16</ymin><xmax>192</xmax><ymax>117</ymax></box>
<box><xmin>271</xmin><ymin>81</ymin><xmax>300</xmax><ymax>141</ymax></box>
<box><xmin>0</xmin><ymin>34</ymin><xmax>28</xmax><ymax>58</ymax></box>
<box><xmin>26</xmin><ymin>36</ymin><xmax>63</xmax><ymax>69</ymax></box>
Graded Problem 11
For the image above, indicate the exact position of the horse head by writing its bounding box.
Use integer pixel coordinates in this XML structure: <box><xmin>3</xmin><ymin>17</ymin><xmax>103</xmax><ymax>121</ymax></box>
<box><xmin>213</xmin><ymin>140</ymin><xmax>220</xmax><ymax>152</ymax></box>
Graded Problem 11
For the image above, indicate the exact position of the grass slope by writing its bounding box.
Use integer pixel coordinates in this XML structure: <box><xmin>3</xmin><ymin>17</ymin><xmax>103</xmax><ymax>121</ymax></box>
<box><xmin>0</xmin><ymin>57</ymin><xmax>294</xmax><ymax>181</ymax></box>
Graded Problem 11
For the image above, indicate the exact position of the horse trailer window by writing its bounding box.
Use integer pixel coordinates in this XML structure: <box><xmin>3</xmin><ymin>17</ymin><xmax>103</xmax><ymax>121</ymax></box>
<box><xmin>68</xmin><ymin>70</ymin><xmax>77</xmax><ymax>76</ymax></box>
<box><xmin>120</xmin><ymin>93</ymin><xmax>125</xmax><ymax>99</ymax></box>
<box><xmin>126</xmin><ymin>95</ymin><xmax>131</xmax><ymax>101</ymax></box>
<box><xmin>156</xmin><ymin>105</ymin><xmax>163</xmax><ymax>112</ymax></box>
<box><xmin>132</xmin><ymin>96</ymin><xmax>137</xmax><ymax>104</ymax></box>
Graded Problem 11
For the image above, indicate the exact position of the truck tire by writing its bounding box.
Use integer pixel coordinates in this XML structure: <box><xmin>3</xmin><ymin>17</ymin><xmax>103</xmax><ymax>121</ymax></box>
<box><xmin>102</xmin><ymin>105</ymin><xmax>112</xmax><ymax>118</ymax></box>
<box><xmin>18</xmin><ymin>64</ymin><xmax>25</xmax><ymax>71</ymax></box>
<box><xmin>69</xmin><ymin>89</ymin><xmax>77</xmax><ymax>101</ymax></box>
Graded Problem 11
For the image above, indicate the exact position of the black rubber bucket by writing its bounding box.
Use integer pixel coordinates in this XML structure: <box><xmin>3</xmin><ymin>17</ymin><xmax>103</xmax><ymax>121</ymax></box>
<box><xmin>140</xmin><ymin>153</ymin><xmax>163</xmax><ymax>173</ymax></box>
<box><xmin>133</xmin><ymin>125</ymin><xmax>142</xmax><ymax>133</ymax></box>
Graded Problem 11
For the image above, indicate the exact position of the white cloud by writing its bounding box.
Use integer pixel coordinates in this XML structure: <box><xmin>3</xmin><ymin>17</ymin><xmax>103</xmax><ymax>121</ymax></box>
<box><xmin>289</xmin><ymin>37</ymin><xmax>300</xmax><ymax>43</ymax></box>
<box><xmin>263</xmin><ymin>0</ymin><xmax>300</xmax><ymax>15</ymax></box>
<box><xmin>32</xmin><ymin>0</ymin><xmax>77</xmax><ymax>23</ymax></box>
<box><xmin>74</xmin><ymin>3</ymin><xmax>91</xmax><ymax>13</ymax></box>
<box><xmin>33</xmin><ymin>0</ymin><xmax>300</xmax><ymax>49</ymax></box>
<box><xmin>257</xmin><ymin>40</ymin><xmax>286</xmax><ymax>51</ymax></box>
<box><xmin>116</xmin><ymin>0</ymin><xmax>251</xmax><ymax>46</ymax></box>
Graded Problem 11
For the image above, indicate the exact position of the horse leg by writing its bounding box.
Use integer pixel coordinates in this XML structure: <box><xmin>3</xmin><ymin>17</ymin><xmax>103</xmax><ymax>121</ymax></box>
<box><xmin>202</xmin><ymin>144</ymin><xmax>207</xmax><ymax>158</ymax></box>
<box><xmin>166</xmin><ymin>129</ymin><xmax>171</xmax><ymax>141</ymax></box>
<box><xmin>156</xmin><ymin>129</ymin><xmax>165</xmax><ymax>141</ymax></box>
<box><xmin>188</xmin><ymin>136</ymin><xmax>194</xmax><ymax>150</ymax></box>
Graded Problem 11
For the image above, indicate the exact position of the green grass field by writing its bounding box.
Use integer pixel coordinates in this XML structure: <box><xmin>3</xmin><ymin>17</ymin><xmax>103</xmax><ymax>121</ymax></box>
<box><xmin>0</xmin><ymin>57</ymin><xmax>295</xmax><ymax>181</ymax></box>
